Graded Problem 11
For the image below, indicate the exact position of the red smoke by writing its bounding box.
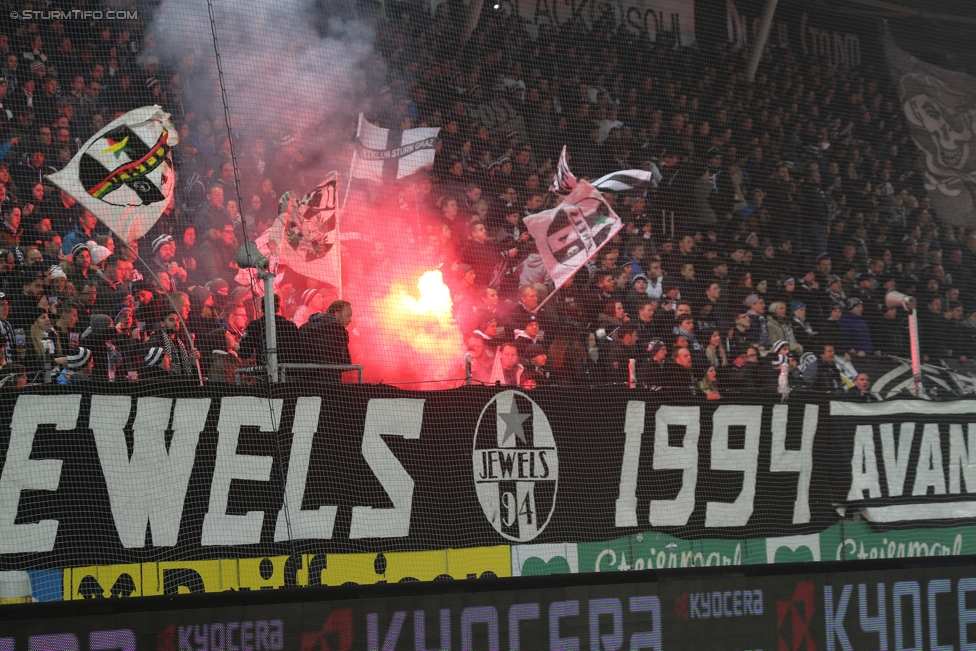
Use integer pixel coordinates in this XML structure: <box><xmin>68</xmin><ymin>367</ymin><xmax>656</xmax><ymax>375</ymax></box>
<box><xmin>340</xmin><ymin>184</ymin><xmax>465</xmax><ymax>388</ymax></box>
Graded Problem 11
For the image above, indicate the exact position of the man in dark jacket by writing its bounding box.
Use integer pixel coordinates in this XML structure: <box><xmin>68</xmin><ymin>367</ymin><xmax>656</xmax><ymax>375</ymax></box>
<box><xmin>663</xmin><ymin>346</ymin><xmax>697</xmax><ymax>396</ymax></box>
<box><xmin>239</xmin><ymin>294</ymin><xmax>302</xmax><ymax>375</ymax></box>
<box><xmin>606</xmin><ymin>325</ymin><xmax>639</xmax><ymax>385</ymax></box>
<box><xmin>801</xmin><ymin>344</ymin><xmax>844</xmax><ymax>394</ymax></box>
<box><xmin>197</xmin><ymin>222</ymin><xmax>238</xmax><ymax>284</ymax></box>
<box><xmin>300</xmin><ymin>299</ymin><xmax>352</xmax><ymax>384</ymax></box>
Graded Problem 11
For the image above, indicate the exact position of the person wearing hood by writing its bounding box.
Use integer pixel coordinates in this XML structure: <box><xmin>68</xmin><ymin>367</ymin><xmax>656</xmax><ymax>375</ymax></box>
<box><xmin>515</xmin><ymin>239</ymin><xmax>550</xmax><ymax>289</ymax></box>
<box><xmin>298</xmin><ymin>299</ymin><xmax>351</xmax><ymax>385</ymax></box>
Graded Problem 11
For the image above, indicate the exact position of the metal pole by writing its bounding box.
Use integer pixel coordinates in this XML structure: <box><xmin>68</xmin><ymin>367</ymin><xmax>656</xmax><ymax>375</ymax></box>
<box><xmin>261</xmin><ymin>271</ymin><xmax>278</xmax><ymax>383</ymax></box>
<box><xmin>746</xmin><ymin>0</ymin><xmax>779</xmax><ymax>83</ymax></box>
<box><xmin>465</xmin><ymin>353</ymin><xmax>473</xmax><ymax>385</ymax></box>
<box><xmin>909</xmin><ymin>307</ymin><xmax>922</xmax><ymax>397</ymax></box>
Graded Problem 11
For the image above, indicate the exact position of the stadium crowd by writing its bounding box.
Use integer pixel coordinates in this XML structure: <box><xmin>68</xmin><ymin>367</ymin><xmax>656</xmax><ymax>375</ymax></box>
<box><xmin>0</xmin><ymin>1</ymin><xmax>966</xmax><ymax>398</ymax></box>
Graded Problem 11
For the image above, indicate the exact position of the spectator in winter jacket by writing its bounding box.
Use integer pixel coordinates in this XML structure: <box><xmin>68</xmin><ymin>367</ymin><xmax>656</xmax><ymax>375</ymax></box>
<box><xmin>802</xmin><ymin>344</ymin><xmax>845</xmax><ymax>394</ymax></box>
<box><xmin>839</xmin><ymin>299</ymin><xmax>877</xmax><ymax>356</ymax></box>
<box><xmin>298</xmin><ymin>299</ymin><xmax>352</xmax><ymax>384</ymax></box>
<box><xmin>60</xmin><ymin>210</ymin><xmax>100</xmax><ymax>257</ymax></box>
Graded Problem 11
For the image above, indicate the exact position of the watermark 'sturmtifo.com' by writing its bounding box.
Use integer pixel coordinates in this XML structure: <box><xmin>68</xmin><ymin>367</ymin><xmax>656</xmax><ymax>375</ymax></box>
<box><xmin>11</xmin><ymin>10</ymin><xmax>138</xmax><ymax>20</ymax></box>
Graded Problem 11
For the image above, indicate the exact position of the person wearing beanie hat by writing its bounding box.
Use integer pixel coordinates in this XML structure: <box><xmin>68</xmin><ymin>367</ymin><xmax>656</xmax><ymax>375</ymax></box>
<box><xmin>139</xmin><ymin>345</ymin><xmax>171</xmax><ymax>382</ymax></box>
<box><xmin>523</xmin><ymin>343</ymin><xmax>553</xmax><ymax>386</ymax></box>
<box><xmin>89</xmin><ymin>245</ymin><xmax>111</xmax><ymax>267</ymax></box>
<box><xmin>55</xmin><ymin>346</ymin><xmax>92</xmax><ymax>384</ymax></box>
<box><xmin>293</xmin><ymin>288</ymin><xmax>329</xmax><ymax>329</ymax></box>
<box><xmin>513</xmin><ymin>314</ymin><xmax>544</xmax><ymax>358</ymax></box>
<box><xmin>769</xmin><ymin>340</ymin><xmax>797</xmax><ymax>396</ymax></box>
<box><xmin>790</xmin><ymin>300</ymin><xmax>818</xmax><ymax>351</ymax></box>
<box><xmin>150</xmin><ymin>233</ymin><xmax>188</xmax><ymax>290</ymax></box>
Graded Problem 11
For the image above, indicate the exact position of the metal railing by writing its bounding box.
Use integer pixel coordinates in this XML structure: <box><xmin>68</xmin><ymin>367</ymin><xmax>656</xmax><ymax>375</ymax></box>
<box><xmin>234</xmin><ymin>363</ymin><xmax>364</xmax><ymax>384</ymax></box>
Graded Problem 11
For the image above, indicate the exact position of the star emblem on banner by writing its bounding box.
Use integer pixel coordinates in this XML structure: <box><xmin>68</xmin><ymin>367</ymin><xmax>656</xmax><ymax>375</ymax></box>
<box><xmin>499</xmin><ymin>401</ymin><xmax>530</xmax><ymax>445</ymax></box>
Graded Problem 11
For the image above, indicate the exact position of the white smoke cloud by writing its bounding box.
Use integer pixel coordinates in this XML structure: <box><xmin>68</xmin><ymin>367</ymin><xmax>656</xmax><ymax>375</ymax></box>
<box><xmin>148</xmin><ymin>0</ymin><xmax>378</xmax><ymax>184</ymax></box>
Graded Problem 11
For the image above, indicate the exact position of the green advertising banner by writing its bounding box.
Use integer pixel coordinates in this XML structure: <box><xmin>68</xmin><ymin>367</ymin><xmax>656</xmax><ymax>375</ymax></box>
<box><xmin>512</xmin><ymin>522</ymin><xmax>976</xmax><ymax>576</ymax></box>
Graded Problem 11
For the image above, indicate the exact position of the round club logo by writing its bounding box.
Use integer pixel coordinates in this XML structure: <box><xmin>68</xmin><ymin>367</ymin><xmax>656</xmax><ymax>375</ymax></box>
<box><xmin>473</xmin><ymin>390</ymin><xmax>558</xmax><ymax>542</ymax></box>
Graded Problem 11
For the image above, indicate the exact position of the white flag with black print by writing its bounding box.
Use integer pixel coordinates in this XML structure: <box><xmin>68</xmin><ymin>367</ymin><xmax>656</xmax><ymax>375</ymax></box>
<box><xmin>351</xmin><ymin>114</ymin><xmax>440</xmax><ymax>181</ymax></box>
<box><xmin>256</xmin><ymin>173</ymin><xmax>341</xmax><ymax>287</ymax></box>
<box><xmin>550</xmin><ymin>145</ymin><xmax>577</xmax><ymax>196</ymax></box>
<box><xmin>47</xmin><ymin>105</ymin><xmax>178</xmax><ymax>243</ymax></box>
<box><xmin>885</xmin><ymin>24</ymin><xmax>976</xmax><ymax>228</ymax></box>
<box><xmin>591</xmin><ymin>166</ymin><xmax>661</xmax><ymax>194</ymax></box>
<box><xmin>524</xmin><ymin>180</ymin><xmax>623</xmax><ymax>290</ymax></box>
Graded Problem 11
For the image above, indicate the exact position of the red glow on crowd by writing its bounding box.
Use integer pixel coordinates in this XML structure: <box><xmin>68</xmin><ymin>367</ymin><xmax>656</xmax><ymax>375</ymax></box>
<box><xmin>341</xmin><ymin>184</ymin><xmax>465</xmax><ymax>387</ymax></box>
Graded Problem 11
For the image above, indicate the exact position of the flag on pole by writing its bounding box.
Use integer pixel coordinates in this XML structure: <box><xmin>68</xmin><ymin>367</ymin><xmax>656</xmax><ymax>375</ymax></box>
<box><xmin>350</xmin><ymin>114</ymin><xmax>440</xmax><ymax>181</ymax></box>
<box><xmin>524</xmin><ymin>180</ymin><xmax>623</xmax><ymax>290</ymax></box>
<box><xmin>550</xmin><ymin>145</ymin><xmax>577</xmax><ymax>195</ymax></box>
<box><xmin>591</xmin><ymin>167</ymin><xmax>661</xmax><ymax>194</ymax></box>
<box><xmin>47</xmin><ymin>105</ymin><xmax>178</xmax><ymax>243</ymax></box>
<box><xmin>258</xmin><ymin>173</ymin><xmax>341</xmax><ymax>286</ymax></box>
<box><xmin>885</xmin><ymin>24</ymin><xmax>976</xmax><ymax>228</ymax></box>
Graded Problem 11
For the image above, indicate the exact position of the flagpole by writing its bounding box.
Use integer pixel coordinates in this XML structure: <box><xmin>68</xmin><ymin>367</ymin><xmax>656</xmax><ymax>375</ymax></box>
<box><xmin>334</xmin><ymin>114</ymin><xmax>365</xmax><ymax>300</ymax></box>
<box><xmin>340</xmin><ymin>113</ymin><xmax>363</xmax><ymax>215</ymax></box>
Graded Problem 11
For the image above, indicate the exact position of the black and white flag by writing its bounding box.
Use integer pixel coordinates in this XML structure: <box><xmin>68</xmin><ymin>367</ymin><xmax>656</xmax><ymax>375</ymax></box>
<box><xmin>550</xmin><ymin>145</ymin><xmax>577</xmax><ymax>196</ymax></box>
<box><xmin>47</xmin><ymin>105</ymin><xmax>178</xmax><ymax>243</ymax></box>
<box><xmin>885</xmin><ymin>25</ymin><xmax>976</xmax><ymax>228</ymax></box>
<box><xmin>592</xmin><ymin>166</ymin><xmax>661</xmax><ymax>195</ymax></box>
<box><xmin>351</xmin><ymin>114</ymin><xmax>440</xmax><ymax>182</ymax></box>
<box><xmin>525</xmin><ymin>180</ymin><xmax>623</xmax><ymax>291</ymax></box>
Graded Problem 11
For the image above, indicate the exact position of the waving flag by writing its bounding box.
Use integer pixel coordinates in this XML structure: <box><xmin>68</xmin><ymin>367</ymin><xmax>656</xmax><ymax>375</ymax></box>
<box><xmin>258</xmin><ymin>173</ymin><xmax>341</xmax><ymax>287</ymax></box>
<box><xmin>351</xmin><ymin>114</ymin><xmax>440</xmax><ymax>181</ymax></box>
<box><xmin>47</xmin><ymin>105</ymin><xmax>178</xmax><ymax>243</ymax></box>
<box><xmin>592</xmin><ymin>166</ymin><xmax>661</xmax><ymax>194</ymax></box>
<box><xmin>524</xmin><ymin>180</ymin><xmax>623</xmax><ymax>290</ymax></box>
<box><xmin>550</xmin><ymin>145</ymin><xmax>577</xmax><ymax>196</ymax></box>
<box><xmin>886</xmin><ymin>24</ymin><xmax>976</xmax><ymax>228</ymax></box>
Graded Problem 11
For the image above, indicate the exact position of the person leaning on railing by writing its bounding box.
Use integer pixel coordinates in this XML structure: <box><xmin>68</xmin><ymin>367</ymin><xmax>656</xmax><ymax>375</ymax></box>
<box><xmin>297</xmin><ymin>299</ymin><xmax>352</xmax><ymax>385</ymax></box>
